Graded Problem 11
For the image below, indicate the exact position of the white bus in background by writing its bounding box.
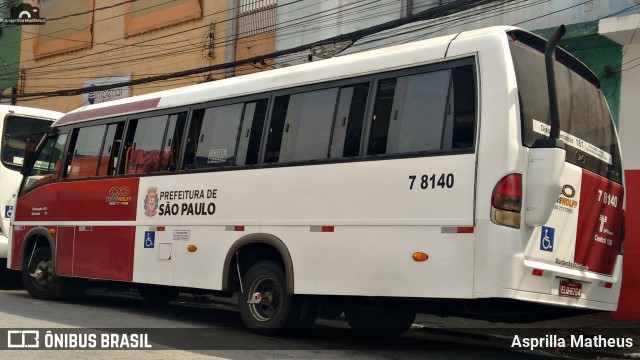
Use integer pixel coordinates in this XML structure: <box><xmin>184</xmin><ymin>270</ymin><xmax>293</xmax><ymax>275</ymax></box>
<box><xmin>10</xmin><ymin>26</ymin><xmax>624</xmax><ymax>335</ymax></box>
<box><xmin>0</xmin><ymin>105</ymin><xmax>61</xmax><ymax>270</ymax></box>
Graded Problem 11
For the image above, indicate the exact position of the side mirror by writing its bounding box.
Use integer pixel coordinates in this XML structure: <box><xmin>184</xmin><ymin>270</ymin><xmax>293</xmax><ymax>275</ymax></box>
<box><xmin>524</xmin><ymin>138</ymin><xmax>565</xmax><ymax>227</ymax></box>
<box><xmin>20</xmin><ymin>138</ymin><xmax>37</xmax><ymax>176</ymax></box>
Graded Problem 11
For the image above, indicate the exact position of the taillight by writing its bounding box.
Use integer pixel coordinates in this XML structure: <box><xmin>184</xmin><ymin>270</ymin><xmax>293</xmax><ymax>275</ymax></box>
<box><xmin>491</xmin><ymin>174</ymin><xmax>522</xmax><ymax>228</ymax></box>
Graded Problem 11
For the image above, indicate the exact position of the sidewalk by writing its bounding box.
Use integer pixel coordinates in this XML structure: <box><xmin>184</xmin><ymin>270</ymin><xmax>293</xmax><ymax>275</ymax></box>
<box><xmin>413</xmin><ymin>311</ymin><xmax>640</xmax><ymax>358</ymax></box>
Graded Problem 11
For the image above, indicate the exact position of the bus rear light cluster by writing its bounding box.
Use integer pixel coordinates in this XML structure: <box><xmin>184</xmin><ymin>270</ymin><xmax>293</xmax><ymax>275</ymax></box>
<box><xmin>491</xmin><ymin>174</ymin><xmax>522</xmax><ymax>228</ymax></box>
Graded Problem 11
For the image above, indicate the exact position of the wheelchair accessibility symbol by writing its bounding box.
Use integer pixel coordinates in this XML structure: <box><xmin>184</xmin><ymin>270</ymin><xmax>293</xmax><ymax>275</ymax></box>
<box><xmin>144</xmin><ymin>231</ymin><xmax>155</xmax><ymax>248</ymax></box>
<box><xmin>540</xmin><ymin>226</ymin><xmax>555</xmax><ymax>252</ymax></box>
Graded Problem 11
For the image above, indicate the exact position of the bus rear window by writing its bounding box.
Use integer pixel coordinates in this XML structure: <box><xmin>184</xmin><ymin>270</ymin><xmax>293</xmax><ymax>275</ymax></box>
<box><xmin>510</xmin><ymin>41</ymin><xmax>622</xmax><ymax>184</ymax></box>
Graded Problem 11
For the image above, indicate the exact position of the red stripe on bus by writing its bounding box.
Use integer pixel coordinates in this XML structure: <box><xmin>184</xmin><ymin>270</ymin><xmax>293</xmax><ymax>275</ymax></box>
<box><xmin>56</xmin><ymin>98</ymin><xmax>161</xmax><ymax>125</ymax></box>
<box><xmin>457</xmin><ymin>227</ymin><xmax>474</xmax><ymax>233</ymax></box>
<box><xmin>574</xmin><ymin>170</ymin><xmax>623</xmax><ymax>276</ymax></box>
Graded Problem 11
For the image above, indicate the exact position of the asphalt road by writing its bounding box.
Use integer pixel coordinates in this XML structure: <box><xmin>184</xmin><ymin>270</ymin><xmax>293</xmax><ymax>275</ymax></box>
<box><xmin>0</xmin><ymin>284</ymin><xmax>558</xmax><ymax>359</ymax></box>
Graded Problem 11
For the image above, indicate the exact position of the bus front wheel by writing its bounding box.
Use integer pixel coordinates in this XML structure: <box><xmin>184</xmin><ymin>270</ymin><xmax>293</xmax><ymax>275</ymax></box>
<box><xmin>22</xmin><ymin>247</ymin><xmax>57</xmax><ymax>300</ymax></box>
<box><xmin>238</xmin><ymin>261</ymin><xmax>300</xmax><ymax>335</ymax></box>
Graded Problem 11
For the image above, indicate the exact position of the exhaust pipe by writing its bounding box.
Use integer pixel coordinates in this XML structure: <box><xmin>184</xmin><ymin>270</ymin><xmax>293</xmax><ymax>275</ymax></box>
<box><xmin>544</xmin><ymin>25</ymin><xmax>566</xmax><ymax>140</ymax></box>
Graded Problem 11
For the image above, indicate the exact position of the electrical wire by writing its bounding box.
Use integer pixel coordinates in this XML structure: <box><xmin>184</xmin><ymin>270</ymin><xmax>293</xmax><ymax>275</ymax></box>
<box><xmin>13</xmin><ymin>0</ymin><xmax>496</xmax><ymax>99</ymax></box>
<box><xmin>8</xmin><ymin>0</ymin><xmax>639</xmax><ymax>97</ymax></box>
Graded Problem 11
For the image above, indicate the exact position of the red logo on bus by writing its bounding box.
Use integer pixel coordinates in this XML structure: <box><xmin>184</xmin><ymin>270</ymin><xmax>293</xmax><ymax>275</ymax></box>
<box><xmin>144</xmin><ymin>187</ymin><xmax>159</xmax><ymax>217</ymax></box>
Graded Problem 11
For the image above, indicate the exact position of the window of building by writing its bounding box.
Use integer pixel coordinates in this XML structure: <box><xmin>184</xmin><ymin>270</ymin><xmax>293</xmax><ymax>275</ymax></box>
<box><xmin>124</xmin><ymin>0</ymin><xmax>201</xmax><ymax>37</ymax></box>
<box><xmin>33</xmin><ymin>0</ymin><xmax>93</xmax><ymax>58</ymax></box>
<box><xmin>238</xmin><ymin>0</ymin><xmax>277</xmax><ymax>38</ymax></box>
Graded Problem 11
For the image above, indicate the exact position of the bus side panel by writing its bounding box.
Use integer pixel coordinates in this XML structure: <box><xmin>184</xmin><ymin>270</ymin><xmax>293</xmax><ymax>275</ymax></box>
<box><xmin>9</xmin><ymin>226</ymin><xmax>29</xmax><ymax>271</ymax></box>
<box><xmin>133</xmin><ymin>155</ymin><xmax>476</xmax><ymax>297</ymax></box>
<box><xmin>73</xmin><ymin>226</ymin><xmax>135</xmax><ymax>281</ymax></box>
<box><xmin>524</xmin><ymin>164</ymin><xmax>623</xmax><ymax>277</ymax></box>
<box><xmin>14</xmin><ymin>179</ymin><xmax>139</xmax><ymax>222</ymax></box>
<box><xmin>574</xmin><ymin>170</ymin><xmax>623</xmax><ymax>275</ymax></box>
<box><xmin>284</xmin><ymin>225</ymin><xmax>475</xmax><ymax>297</ymax></box>
<box><xmin>524</xmin><ymin>165</ymin><xmax>581</xmax><ymax>269</ymax></box>
<box><xmin>12</xmin><ymin>178</ymin><xmax>140</xmax><ymax>279</ymax></box>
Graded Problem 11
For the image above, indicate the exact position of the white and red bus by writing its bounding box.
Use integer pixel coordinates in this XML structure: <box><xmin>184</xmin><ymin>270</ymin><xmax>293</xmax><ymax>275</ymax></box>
<box><xmin>0</xmin><ymin>105</ymin><xmax>60</xmax><ymax>271</ymax></box>
<box><xmin>9</xmin><ymin>26</ymin><xmax>624</xmax><ymax>334</ymax></box>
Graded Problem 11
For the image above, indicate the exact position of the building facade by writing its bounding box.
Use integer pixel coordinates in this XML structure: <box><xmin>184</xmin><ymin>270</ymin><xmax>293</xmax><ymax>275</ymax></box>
<box><xmin>0</xmin><ymin>0</ymin><xmax>22</xmax><ymax>103</ymax></box>
<box><xmin>16</xmin><ymin>0</ymin><xmax>234</xmax><ymax>112</ymax></box>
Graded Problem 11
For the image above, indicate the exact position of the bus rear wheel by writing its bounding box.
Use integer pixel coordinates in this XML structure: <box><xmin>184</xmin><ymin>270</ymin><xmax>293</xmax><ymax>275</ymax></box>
<box><xmin>22</xmin><ymin>247</ymin><xmax>57</xmax><ymax>300</ymax></box>
<box><xmin>238</xmin><ymin>261</ymin><xmax>300</xmax><ymax>335</ymax></box>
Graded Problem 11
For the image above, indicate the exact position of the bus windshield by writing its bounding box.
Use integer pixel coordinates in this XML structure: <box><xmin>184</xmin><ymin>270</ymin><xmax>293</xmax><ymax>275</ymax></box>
<box><xmin>2</xmin><ymin>115</ymin><xmax>52</xmax><ymax>171</ymax></box>
<box><xmin>22</xmin><ymin>132</ymin><xmax>69</xmax><ymax>193</ymax></box>
<box><xmin>510</xmin><ymin>39</ymin><xmax>623</xmax><ymax>184</ymax></box>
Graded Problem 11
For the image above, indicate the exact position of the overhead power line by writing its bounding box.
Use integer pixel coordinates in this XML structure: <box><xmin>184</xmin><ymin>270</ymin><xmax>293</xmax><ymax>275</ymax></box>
<box><xmin>14</xmin><ymin>0</ymin><xmax>496</xmax><ymax>99</ymax></box>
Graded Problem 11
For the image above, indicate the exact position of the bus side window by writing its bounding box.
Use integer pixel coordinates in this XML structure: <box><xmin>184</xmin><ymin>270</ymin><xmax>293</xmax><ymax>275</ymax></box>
<box><xmin>264</xmin><ymin>96</ymin><xmax>289</xmax><ymax>164</ymax></box>
<box><xmin>122</xmin><ymin>116</ymin><xmax>167</xmax><ymax>174</ymax></box>
<box><xmin>65</xmin><ymin>124</ymin><xmax>107</xmax><ymax>179</ymax></box>
<box><xmin>236</xmin><ymin>99</ymin><xmax>267</xmax><ymax>166</ymax></box>
<box><xmin>184</xmin><ymin>100</ymin><xmax>267</xmax><ymax>170</ymax></box>
<box><xmin>450</xmin><ymin>66</ymin><xmax>476</xmax><ymax>149</ymax></box>
<box><xmin>368</xmin><ymin>70</ymin><xmax>453</xmax><ymax>156</ymax></box>
<box><xmin>330</xmin><ymin>83</ymin><xmax>369</xmax><ymax>158</ymax></box>
<box><xmin>159</xmin><ymin>113</ymin><xmax>186</xmax><ymax>172</ymax></box>
<box><xmin>185</xmin><ymin>104</ymin><xmax>243</xmax><ymax>169</ymax></box>
<box><xmin>98</xmin><ymin>122</ymin><xmax>125</xmax><ymax>176</ymax></box>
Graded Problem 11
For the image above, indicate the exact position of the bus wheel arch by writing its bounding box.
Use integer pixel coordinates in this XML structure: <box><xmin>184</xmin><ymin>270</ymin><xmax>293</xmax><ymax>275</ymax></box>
<box><xmin>19</xmin><ymin>228</ymin><xmax>85</xmax><ymax>300</ymax></box>
<box><xmin>20</xmin><ymin>227</ymin><xmax>56</xmax><ymax>271</ymax></box>
<box><xmin>222</xmin><ymin>233</ymin><xmax>294</xmax><ymax>294</ymax></box>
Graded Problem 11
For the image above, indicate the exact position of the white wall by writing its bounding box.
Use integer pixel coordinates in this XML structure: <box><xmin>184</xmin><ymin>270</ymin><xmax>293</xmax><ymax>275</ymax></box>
<box><xmin>618</xmin><ymin>43</ymin><xmax>640</xmax><ymax>169</ymax></box>
<box><xmin>601</xmin><ymin>14</ymin><xmax>640</xmax><ymax>170</ymax></box>
<box><xmin>276</xmin><ymin>0</ymin><xmax>640</xmax><ymax>67</ymax></box>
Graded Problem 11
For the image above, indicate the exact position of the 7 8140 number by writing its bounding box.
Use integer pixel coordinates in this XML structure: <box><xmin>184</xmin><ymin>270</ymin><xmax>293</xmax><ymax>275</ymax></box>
<box><xmin>409</xmin><ymin>173</ymin><xmax>454</xmax><ymax>190</ymax></box>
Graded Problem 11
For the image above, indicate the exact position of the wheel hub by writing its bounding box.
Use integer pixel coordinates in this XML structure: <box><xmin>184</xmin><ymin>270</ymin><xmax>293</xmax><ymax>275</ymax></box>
<box><xmin>247</xmin><ymin>277</ymin><xmax>280</xmax><ymax>322</ymax></box>
<box><xmin>30</xmin><ymin>259</ymin><xmax>54</xmax><ymax>289</ymax></box>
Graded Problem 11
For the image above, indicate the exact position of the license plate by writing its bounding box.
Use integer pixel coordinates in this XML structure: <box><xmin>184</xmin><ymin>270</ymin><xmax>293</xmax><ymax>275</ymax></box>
<box><xmin>559</xmin><ymin>280</ymin><xmax>582</xmax><ymax>298</ymax></box>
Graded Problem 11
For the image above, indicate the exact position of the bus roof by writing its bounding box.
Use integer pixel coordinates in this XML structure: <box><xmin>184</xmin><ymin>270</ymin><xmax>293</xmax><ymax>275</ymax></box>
<box><xmin>55</xmin><ymin>25</ymin><xmax>590</xmax><ymax>127</ymax></box>
<box><xmin>0</xmin><ymin>104</ymin><xmax>63</xmax><ymax>120</ymax></box>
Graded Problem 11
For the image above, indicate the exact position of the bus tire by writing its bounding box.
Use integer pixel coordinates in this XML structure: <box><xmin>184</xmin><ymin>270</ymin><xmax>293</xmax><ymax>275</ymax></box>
<box><xmin>238</xmin><ymin>261</ymin><xmax>300</xmax><ymax>335</ymax></box>
<box><xmin>22</xmin><ymin>247</ymin><xmax>57</xmax><ymax>300</ymax></box>
<box><xmin>345</xmin><ymin>304</ymin><xmax>416</xmax><ymax>336</ymax></box>
<box><xmin>138</xmin><ymin>284</ymin><xmax>180</xmax><ymax>305</ymax></box>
